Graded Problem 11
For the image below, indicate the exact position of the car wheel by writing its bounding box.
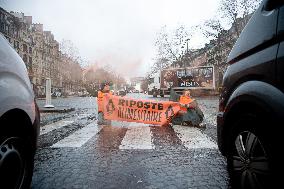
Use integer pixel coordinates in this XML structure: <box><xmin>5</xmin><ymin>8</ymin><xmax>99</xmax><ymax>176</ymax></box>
<box><xmin>0</xmin><ymin>137</ymin><xmax>34</xmax><ymax>189</ymax></box>
<box><xmin>227</xmin><ymin>114</ymin><xmax>273</xmax><ymax>189</ymax></box>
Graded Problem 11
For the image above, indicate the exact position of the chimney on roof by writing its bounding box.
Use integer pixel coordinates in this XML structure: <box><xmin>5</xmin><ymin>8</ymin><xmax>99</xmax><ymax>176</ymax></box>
<box><xmin>33</xmin><ymin>23</ymin><xmax>43</xmax><ymax>32</ymax></box>
<box><xmin>10</xmin><ymin>12</ymin><xmax>24</xmax><ymax>20</ymax></box>
<box><xmin>24</xmin><ymin>16</ymin><xmax>32</xmax><ymax>25</ymax></box>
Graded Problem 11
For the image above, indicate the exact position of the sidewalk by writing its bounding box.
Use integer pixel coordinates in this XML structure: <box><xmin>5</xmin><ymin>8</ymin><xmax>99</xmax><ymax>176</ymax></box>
<box><xmin>37</xmin><ymin>98</ymin><xmax>75</xmax><ymax>113</ymax></box>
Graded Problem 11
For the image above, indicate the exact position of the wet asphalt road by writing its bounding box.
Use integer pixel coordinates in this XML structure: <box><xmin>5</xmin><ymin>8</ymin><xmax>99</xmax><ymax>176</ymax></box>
<box><xmin>32</xmin><ymin>94</ymin><xmax>229</xmax><ymax>189</ymax></box>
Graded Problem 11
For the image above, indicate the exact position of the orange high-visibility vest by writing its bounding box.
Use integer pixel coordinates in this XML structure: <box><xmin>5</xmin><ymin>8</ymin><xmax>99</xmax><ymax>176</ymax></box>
<box><xmin>179</xmin><ymin>95</ymin><xmax>194</xmax><ymax>111</ymax></box>
<box><xmin>97</xmin><ymin>91</ymin><xmax>113</xmax><ymax>113</ymax></box>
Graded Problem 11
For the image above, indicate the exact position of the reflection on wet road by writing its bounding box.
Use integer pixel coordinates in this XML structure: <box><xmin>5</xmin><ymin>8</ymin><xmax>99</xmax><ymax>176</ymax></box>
<box><xmin>32</xmin><ymin>94</ymin><xmax>229</xmax><ymax>189</ymax></box>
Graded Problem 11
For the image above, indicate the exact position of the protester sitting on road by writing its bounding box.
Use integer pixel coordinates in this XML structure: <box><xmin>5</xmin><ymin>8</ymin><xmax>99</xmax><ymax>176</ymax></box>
<box><xmin>179</xmin><ymin>89</ymin><xmax>197</xmax><ymax>112</ymax></box>
<box><xmin>97</xmin><ymin>81</ymin><xmax>113</xmax><ymax>125</ymax></box>
<box><xmin>171</xmin><ymin>89</ymin><xmax>205</xmax><ymax>128</ymax></box>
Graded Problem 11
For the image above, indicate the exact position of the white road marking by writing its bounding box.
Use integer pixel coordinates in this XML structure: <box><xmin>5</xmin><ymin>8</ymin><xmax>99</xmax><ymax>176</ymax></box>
<box><xmin>40</xmin><ymin>114</ymin><xmax>92</xmax><ymax>136</ymax></box>
<box><xmin>77</xmin><ymin>113</ymin><xmax>92</xmax><ymax>119</ymax></box>
<box><xmin>119</xmin><ymin>126</ymin><xmax>154</xmax><ymax>150</ymax></box>
<box><xmin>112</xmin><ymin>121</ymin><xmax>151</xmax><ymax>127</ymax></box>
<box><xmin>51</xmin><ymin>122</ymin><xmax>101</xmax><ymax>148</ymax></box>
<box><xmin>172</xmin><ymin>125</ymin><xmax>217</xmax><ymax>149</ymax></box>
<box><xmin>40</xmin><ymin>120</ymin><xmax>74</xmax><ymax>135</ymax></box>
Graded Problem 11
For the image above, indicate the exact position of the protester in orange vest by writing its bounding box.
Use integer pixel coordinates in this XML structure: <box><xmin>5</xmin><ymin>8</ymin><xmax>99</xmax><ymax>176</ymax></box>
<box><xmin>97</xmin><ymin>82</ymin><xmax>113</xmax><ymax>125</ymax></box>
<box><xmin>171</xmin><ymin>89</ymin><xmax>205</xmax><ymax>127</ymax></box>
<box><xmin>179</xmin><ymin>90</ymin><xmax>196</xmax><ymax>113</ymax></box>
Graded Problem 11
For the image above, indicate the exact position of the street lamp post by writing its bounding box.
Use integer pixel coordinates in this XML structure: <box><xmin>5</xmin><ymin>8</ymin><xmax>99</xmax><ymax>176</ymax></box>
<box><xmin>186</xmin><ymin>38</ymin><xmax>190</xmax><ymax>53</ymax></box>
<box><xmin>180</xmin><ymin>38</ymin><xmax>190</xmax><ymax>68</ymax></box>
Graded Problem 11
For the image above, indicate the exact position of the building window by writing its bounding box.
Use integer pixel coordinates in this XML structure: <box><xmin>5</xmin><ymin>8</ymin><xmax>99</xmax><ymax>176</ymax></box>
<box><xmin>23</xmin><ymin>54</ymin><xmax>27</xmax><ymax>63</ymax></box>
<box><xmin>29</xmin><ymin>47</ymin><xmax>32</xmax><ymax>54</ymax></box>
<box><xmin>0</xmin><ymin>23</ymin><xmax>4</xmax><ymax>31</ymax></box>
<box><xmin>14</xmin><ymin>40</ymin><xmax>18</xmax><ymax>49</ymax></box>
<box><xmin>6</xmin><ymin>37</ymin><xmax>11</xmax><ymax>43</ymax></box>
<box><xmin>14</xmin><ymin>30</ymin><xmax>17</xmax><ymax>36</ymax></box>
<box><xmin>23</xmin><ymin>44</ymin><xmax>28</xmax><ymax>52</ymax></box>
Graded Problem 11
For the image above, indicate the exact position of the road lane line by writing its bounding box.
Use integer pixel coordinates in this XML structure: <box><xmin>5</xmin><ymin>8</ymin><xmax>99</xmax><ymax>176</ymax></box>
<box><xmin>172</xmin><ymin>125</ymin><xmax>217</xmax><ymax>149</ymax></box>
<box><xmin>119</xmin><ymin>126</ymin><xmax>154</xmax><ymax>150</ymax></box>
<box><xmin>40</xmin><ymin>120</ymin><xmax>74</xmax><ymax>135</ymax></box>
<box><xmin>111</xmin><ymin>121</ymin><xmax>150</xmax><ymax>127</ymax></box>
<box><xmin>51</xmin><ymin>122</ymin><xmax>101</xmax><ymax>148</ymax></box>
<box><xmin>77</xmin><ymin>113</ymin><xmax>92</xmax><ymax>119</ymax></box>
<box><xmin>40</xmin><ymin>114</ymin><xmax>92</xmax><ymax>136</ymax></box>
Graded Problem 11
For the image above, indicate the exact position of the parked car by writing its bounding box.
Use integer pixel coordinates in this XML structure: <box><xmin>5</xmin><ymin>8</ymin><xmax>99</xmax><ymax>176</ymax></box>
<box><xmin>133</xmin><ymin>89</ymin><xmax>139</xmax><ymax>93</ymax></box>
<box><xmin>52</xmin><ymin>91</ymin><xmax>62</xmax><ymax>97</ymax></box>
<box><xmin>217</xmin><ymin>0</ymin><xmax>284</xmax><ymax>188</ymax></box>
<box><xmin>0</xmin><ymin>34</ymin><xmax>40</xmax><ymax>188</ymax></box>
<box><xmin>116</xmin><ymin>89</ymin><xmax>126</xmax><ymax>96</ymax></box>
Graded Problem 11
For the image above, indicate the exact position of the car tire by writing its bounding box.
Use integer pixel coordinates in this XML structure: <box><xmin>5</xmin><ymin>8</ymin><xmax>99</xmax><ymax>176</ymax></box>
<box><xmin>0</xmin><ymin>136</ymin><xmax>34</xmax><ymax>189</ymax></box>
<box><xmin>226</xmin><ymin>113</ymin><xmax>276</xmax><ymax>189</ymax></box>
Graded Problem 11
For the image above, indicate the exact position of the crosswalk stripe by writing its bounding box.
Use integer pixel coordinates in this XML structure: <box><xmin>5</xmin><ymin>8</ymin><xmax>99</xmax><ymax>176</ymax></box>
<box><xmin>172</xmin><ymin>125</ymin><xmax>217</xmax><ymax>149</ymax></box>
<box><xmin>40</xmin><ymin>114</ymin><xmax>92</xmax><ymax>136</ymax></box>
<box><xmin>40</xmin><ymin>120</ymin><xmax>74</xmax><ymax>135</ymax></box>
<box><xmin>45</xmin><ymin>119</ymin><xmax>216</xmax><ymax>150</ymax></box>
<box><xmin>51</xmin><ymin>122</ymin><xmax>101</xmax><ymax>148</ymax></box>
<box><xmin>76</xmin><ymin>113</ymin><xmax>92</xmax><ymax>119</ymax></box>
<box><xmin>119</xmin><ymin>126</ymin><xmax>154</xmax><ymax>150</ymax></box>
<box><xmin>112</xmin><ymin>121</ymin><xmax>150</xmax><ymax>127</ymax></box>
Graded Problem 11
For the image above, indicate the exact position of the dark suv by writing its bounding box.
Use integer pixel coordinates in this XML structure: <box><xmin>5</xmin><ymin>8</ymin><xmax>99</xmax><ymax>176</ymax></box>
<box><xmin>217</xmin><ymin>0</ymin><xmax>284</xmax><ymax>188</ymax></box>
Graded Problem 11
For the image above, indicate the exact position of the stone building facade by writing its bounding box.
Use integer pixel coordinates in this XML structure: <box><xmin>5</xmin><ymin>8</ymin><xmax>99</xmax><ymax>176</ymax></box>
<box><xmin>0</xmin><ymin>7</ymin><xmax>83</xmax><ymax>97</ymax></box>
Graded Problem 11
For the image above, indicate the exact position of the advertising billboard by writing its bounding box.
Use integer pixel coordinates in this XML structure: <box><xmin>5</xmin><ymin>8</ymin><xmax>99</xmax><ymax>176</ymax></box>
<box><xmin>160</xmin><ymin>66</ymin><xmax>215</xmax><ymax>89</ymax></box>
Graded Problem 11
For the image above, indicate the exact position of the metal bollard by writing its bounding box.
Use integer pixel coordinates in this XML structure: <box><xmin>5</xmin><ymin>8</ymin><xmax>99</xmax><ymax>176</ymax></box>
<box><xmin>44</xmin><ymin>78</ymin><xmax>55</xmax><ymax>108</ymax></box>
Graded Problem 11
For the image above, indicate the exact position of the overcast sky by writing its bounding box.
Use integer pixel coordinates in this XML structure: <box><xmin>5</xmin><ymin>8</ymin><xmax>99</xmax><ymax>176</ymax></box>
<box><xmin>0</xmin><ymin>0</ymin><xmax>220</xmax><ymax>78</ymax></box>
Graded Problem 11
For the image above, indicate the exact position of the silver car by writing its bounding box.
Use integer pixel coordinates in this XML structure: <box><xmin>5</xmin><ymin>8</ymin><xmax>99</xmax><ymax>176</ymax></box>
<box><xmin>0</xmin><ymin>33</ymin><xmax>40</xmax><ymax>188</ymax></box>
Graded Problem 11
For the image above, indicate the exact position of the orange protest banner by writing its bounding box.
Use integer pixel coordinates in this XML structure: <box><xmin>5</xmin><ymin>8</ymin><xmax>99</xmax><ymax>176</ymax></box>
<box><xmin>103</xmin><ymin>94</ymin><xmax>180</xmax><ymax>125</ymax></box>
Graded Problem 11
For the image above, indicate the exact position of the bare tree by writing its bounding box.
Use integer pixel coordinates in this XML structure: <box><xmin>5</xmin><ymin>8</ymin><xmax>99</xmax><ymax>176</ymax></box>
<box><xmin>199</xmin><ymin>0</ymin><xmax>261</xmax><ymax>67</ymax></box>
<box><xmin>155</xmin><ymin>26</ymin><xmax>177</xmax><ymax>62</ymax></box>
<box><xmin>153</xmin><ymin>25</ymin><xmax>194</xmax><ymax>73</ymax></box>
<box><xmin>219</xmin><ymin>0</ymin><xmax>261</xmax><ymax>36</ymax></box>
<box><xmin>202</xmin><ymin>19</ymin><xmax>224</xmax><ymax>39</ymax></box>
<box><xmin>84</xmin><ymin>65</ymin><xmax>126</xmax><ymax>90</ymax></box>
<box><xmin>60</xmin><ymin>39</ymin><xmax>81</xmax><ymax>62</ymax></box>
<box><xmin>149</xmin><ymin>57</ymin><xmax>170</xmax><ymax>76</ymax></box>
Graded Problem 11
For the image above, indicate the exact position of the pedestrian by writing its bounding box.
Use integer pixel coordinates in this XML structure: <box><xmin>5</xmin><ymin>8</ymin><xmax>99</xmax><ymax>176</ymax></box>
<box><xmin>171</xmin><ymin>89</ymin><xmax>205</xmax><ymax>128</ymax></box>
<box><xmin>97</xmin><ymin>81</ymin><xmax>113</xmax><ymax>125</ymax></box>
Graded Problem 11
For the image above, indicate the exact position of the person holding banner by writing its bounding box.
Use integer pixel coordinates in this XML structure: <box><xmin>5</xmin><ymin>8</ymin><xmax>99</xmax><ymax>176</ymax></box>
<box><xmin>171</xmin><ymin>89</ymin><xmax>205</xmax><ymax>128</ymax></box>
<box><xmin>97</xmin><ymin>82</ymin><xmax>113</xmax><ymax>125</ymax></box>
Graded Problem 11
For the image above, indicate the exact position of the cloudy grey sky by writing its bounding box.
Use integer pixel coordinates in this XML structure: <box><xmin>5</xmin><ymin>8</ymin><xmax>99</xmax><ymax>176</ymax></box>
<box><xmin>0</xmin><ymin>0</ymin><xmax>219</xmax><ymax>78</ymax></box>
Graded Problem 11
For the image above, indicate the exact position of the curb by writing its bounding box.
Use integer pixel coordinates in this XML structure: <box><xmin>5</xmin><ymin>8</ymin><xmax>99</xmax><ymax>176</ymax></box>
<box><xmin>39</xmin><ymin>107</ymin><xmax>75</xmax><ymax>113</ymax></box>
